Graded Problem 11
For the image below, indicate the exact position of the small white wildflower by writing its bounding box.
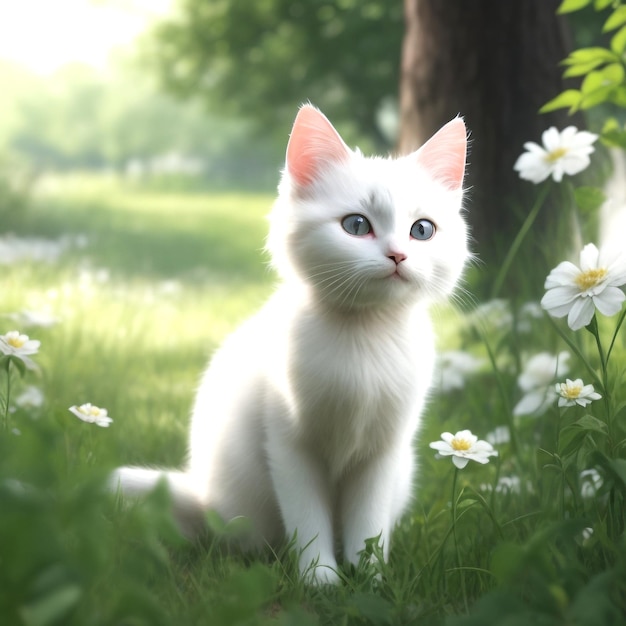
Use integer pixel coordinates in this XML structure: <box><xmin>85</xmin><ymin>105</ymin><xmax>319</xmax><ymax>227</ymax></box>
<box><xmin>15</xmin><ymin>385</ymin><xmax>44</xmax><ymax>409</ymax></box>
<box><xmin>469</xmin><ymin>299</ymin><xmax>513</xmax><ymax>331</ymax></box>
<box><xmin>69</xmin><ymin>403</ymin><xmax>113</xmax><ymax>428</ymax></box>
<box><xmin>513</xmin><ymin>351</ymin><xmax>570</xmax><ymax>416</ymax></box>
<box><xmin>0</xmin><ymin>330</ymin><xmax>40</xmax><ymax>357</ymax></box>
<box><xmin>541</xmin><ymin>243</ymin><xmax>626</xmax><ymax>331</ymax></box>
<box><xmin>486</xmin><ymin>425</ymin><xmax>511</xmax><ymax>446</ymax></box>
<box><xmin>438</xmin><ymin>350</ymin><xmax>485</xmax><ymax>391</ymax></box>
<box><xmin>0</xmin><ymin>330</ymin><xmax>40</xmax><ymax>370</ymax></box>
<box><xmin>513</xmin><ymin>126</ymin><xmax>598</xmax><ymax>184</ymax></box>
<box><xmin>556</xmin><ymin>378</ymin><xmax>601</xmax><ymax>408</ymax></box>
<box><xmin>580</xmin><ymin>468</ymin><xmax>603</xmax><ymax>499</ymax></box>
<box><xmin>429</xmin><ymin>430</ymin><xmax>498</xmax><ymax>469</ymax></box>
<box><xmin>6</xmin><ymin>309</ymin><xmax>59</xmax><ymax>328</ymax></box>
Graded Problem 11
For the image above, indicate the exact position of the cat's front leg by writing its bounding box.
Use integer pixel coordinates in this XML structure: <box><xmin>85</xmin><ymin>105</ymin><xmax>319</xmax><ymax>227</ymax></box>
<box><xmin>340</xmin><ymin>444</ymin><xmax>414</xmax><ymax>567</ymax></box>
<box><xmin>265</xmin><ymin>434</ymin><xmax>339</xmax><ymax>584</ymax></box>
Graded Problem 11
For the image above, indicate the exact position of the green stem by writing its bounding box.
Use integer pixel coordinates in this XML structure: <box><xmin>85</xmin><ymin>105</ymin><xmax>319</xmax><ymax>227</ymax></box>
<box><xmin>490</xmin><ymin>183</ymin><xmax>551</xmax><ymax>300</ymax></box>
<box><xmin>546</xmin><ymin>315</ymin><xmax>603</xmax><ymax>390</ymax></box>
<box><xmin>586</xmin><ymin>315</ymin><xmax>613</xmax><ymax>452</ymax></box>
<box><xmin>606</xmin><ymin>306</ymin><xmax>626</xmax><ymax>365</ymax></box>
<box><xmin>451</xmin><ymin>468</ymin><xmax>469</xmax><ymax>613</ymax></box>
<box><xmin>3</xmin><ymin>361</ymin><xmax>11</xmax><ymax>432</ymax></box>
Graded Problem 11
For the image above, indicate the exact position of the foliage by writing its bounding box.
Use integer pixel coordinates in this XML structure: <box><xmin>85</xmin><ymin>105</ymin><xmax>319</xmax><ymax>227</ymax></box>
<box><xmin>0</xmin><ymin>153</ymin><xmax>32</xmax><ymax>227</ymax></box>
<box><xmin>2</xmin><ymin>4</ymin><xmax>626</xmax><ymax>620</ymax></box>
<box><xmin>142</xmin><ymin>0</ymin><xmax>403</xmax><ymax>146</ymax></box>
<box><xmin>0</xmin><ymin>59</ymin><xmax>282</xmax><ymax>189</ymax></box>
<box><xmin>545</xmin><ymin>0</ymin><xmax>626</xmax><ymax>147</ymax></box>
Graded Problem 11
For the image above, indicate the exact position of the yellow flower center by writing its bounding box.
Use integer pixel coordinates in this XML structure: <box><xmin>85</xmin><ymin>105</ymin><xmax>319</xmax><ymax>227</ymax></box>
<box><xmin>80</xmin><ymin>405</ymin><xmax>102</xmax><ymax>417</ymax></box>
<box><xmin>561</xmin><ymin>382</ymin><xmax>583</xmax><ymax>399</ymax></box>
<box><xmin>575</xmin><ymin>267</ymin><xmax>607</xmax><ymax>291</ymax></box>
<box><xmin>7</xmin><ymin>336</ymin><xmax>26</xmax><ymax>348</ymax></box>
<box><xmin>545</xmin><ymin>147</ymin><xmax>568</xmax><ymax>163</ymax></box>
<box><xmin>451</xmin><ymin>437</ymin><xmax>471</xmax><ymax>451</ymax></box>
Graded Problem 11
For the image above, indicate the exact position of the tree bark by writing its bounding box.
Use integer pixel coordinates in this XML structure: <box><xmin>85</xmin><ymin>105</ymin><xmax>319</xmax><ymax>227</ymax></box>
<box><xmin>398</xmin><ymin>0</ymin><xmax>584</xmax><ymax>285</ymax></box>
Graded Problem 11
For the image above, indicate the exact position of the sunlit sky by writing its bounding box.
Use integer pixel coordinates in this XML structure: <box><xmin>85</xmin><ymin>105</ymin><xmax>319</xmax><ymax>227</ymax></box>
<box><xmin>0</xmin><ymin>0</ymin><xmax>172</xmax><ymax>75</ymax></box>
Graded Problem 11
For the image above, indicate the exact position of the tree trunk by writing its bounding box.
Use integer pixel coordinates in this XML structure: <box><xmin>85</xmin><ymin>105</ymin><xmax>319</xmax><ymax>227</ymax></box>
<box><xmin>398</xmin><ymin>0</ymin><xmax>584</xmax><ymax>292</ymax></box>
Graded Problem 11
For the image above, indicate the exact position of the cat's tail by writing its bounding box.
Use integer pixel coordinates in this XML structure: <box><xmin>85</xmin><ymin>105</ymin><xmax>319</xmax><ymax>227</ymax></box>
<box><xmin>110</xmin><ymin>466</ymin><xmax>206</xmax><ymax>538</ymax></box>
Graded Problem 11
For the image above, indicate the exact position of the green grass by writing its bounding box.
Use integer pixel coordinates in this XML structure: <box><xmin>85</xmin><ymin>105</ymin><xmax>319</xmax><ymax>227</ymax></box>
<box><xmin>1</xmin><ymin>175</ymin><xmax>625</xmax><ymax>625</ymax></box>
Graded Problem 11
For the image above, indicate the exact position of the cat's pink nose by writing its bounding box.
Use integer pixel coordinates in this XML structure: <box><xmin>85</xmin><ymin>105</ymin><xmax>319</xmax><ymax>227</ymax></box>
<box><xmin>388</xmin><ymin>251</ymin><xmax>407</xmax><ymax>264</ymax></box>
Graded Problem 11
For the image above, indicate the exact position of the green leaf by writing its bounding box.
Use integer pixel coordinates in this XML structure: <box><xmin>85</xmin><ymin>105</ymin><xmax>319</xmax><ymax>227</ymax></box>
<box><xmin>574</xmin><ymin>186</ymin><xmax>607</xmax><ymax>212</ymax></box>
<box><xmin>581</xmin><ymin>63</ymin><xmax>625</xmax><ymax>94</ymax></box>
<box><xmin>559</xmin><ymin>415</ymin><xmax>607</xmax><ymax>458</ymax></box>
<box><xmin>580</xmin><ymin>63</ymin><xmax>624</xmax><ymax>109</ymax></box>
<box><xmin>490</xmin><ymin>542</ymin><xmax>526</xmax><ymax>584</ymax></box>
<box><xmin>19</xmin><ymin>585</ymin><xmax>82</xmax><ymax>626</ymax></box>
<box><xmin>589</xmin><ymin>451</ymin><xmax>626</xmax><ymax>492</ymax></box>
<box><xmin>540</xmin><ymin>89</ymin><xmax>582</xmax><ymax>113</ymax></box>
<box><xmin>595</xmin><ymin>0</ymin><xmax>614</xmax><ymax>8</ymax></box>
<box><xmin>564</xmin><ymin>60</ymin><xmax>611</xmax><ymax>78</ymax></box>
<box><xmin>7</xmin><ymin>355</ymin><xmax>27</xmax><ymax>378</ymax></box>
<box><xmin>573</xmin><ymin>414</ymin><xmax>609</xmax><ymax>435</ymax></box>
<box><xmin>603</xmin><ymin>5</ymin><xmax>626</xmax><ymax>32</ymax></box>
<box><xmin>581</xmin><ymin>85</ymin><xmax>618</xmax><ymax>109</ymax></box>
<box><xmin>600</xmin><ymin>118</ymin><xmax>626</xmax><ymax>148</ymax></box>
<box><xmin>558</xmin><ymin>426</ymin><xmax>589</xmax><ymax>458</ymax></box>
<box><xmin>558</xmin><ymin>0</ymin><xmax>593</xmax><ymax>13</ymax></box>
<box><xmin>562</xmin><ymin>47</ymin><xmax>618</xmax><ymax>66</ymax></box>
<box><xmin>346</xmin><ymin>593</ymin><xmax>394</xmax><ymax>626</ymax></box>
<box><xmin>609</xmin><ymin>85</ymin><xmax>626</xmax><ymax>107</ymax></box>
<box><xmin>611</xmin><ymin>25</ymin><xmax>626</xmax><ymax>54</ymax></box>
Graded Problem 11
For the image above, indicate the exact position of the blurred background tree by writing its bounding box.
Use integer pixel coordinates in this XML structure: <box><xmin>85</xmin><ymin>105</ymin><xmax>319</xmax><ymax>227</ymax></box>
<box><xmin>141</xmin><ymin>0</ymin><xmax>404</xmax><ymax>148</ymax></box>
<box><xmin>143</xmin><ymin>0</ymin><xmax>588</xmax><ymax>294</ymax></box>
<box><xmin>399</xmin><ymin>0</ymin><xmax>585</xmax><ymax>282</ymax></box>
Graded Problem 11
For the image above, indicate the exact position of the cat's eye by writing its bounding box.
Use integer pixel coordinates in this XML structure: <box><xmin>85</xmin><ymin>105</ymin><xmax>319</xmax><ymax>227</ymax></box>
<box><xmin>410</xmin><ymin>219</ymin><xmax>436</xmax><ymax>241</ymax></box>
<box><xmin>342</xmin><ymin>214</ymin><xmax>372</xmax><ymax>236</ymax></box>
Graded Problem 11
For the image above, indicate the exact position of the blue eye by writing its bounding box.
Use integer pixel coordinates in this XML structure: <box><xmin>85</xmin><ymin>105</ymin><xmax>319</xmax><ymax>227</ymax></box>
<box><xmin>411</xmin><ymin>219</ymin><xmax>435</xmax><ymax>241</ymax></box>
<box><xmin>342</xmin><ymin>214</ymin><xmax>372</xmax><ymax>236</ymax></box>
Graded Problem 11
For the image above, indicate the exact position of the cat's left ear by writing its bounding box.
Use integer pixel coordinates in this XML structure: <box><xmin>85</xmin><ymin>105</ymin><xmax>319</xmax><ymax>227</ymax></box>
<box><xmin>286</xmin><ymin>105</ymin><xmax>350</xmax><ymax>188</ymax></box>
<box><xmin>414</xmin><ymin>118</ymin><xmax>467</xmax><ymax>191</ymax></box>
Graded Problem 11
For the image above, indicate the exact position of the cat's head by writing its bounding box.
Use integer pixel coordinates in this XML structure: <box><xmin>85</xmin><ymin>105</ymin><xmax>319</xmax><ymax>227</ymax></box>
<box><xmin>267</xmin><ymin>104</ymin><xmax>470</xmax><ymax>311</ymax></box>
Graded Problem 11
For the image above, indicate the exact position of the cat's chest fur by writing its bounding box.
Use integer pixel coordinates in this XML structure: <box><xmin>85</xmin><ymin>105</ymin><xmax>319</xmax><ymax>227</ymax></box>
<box><xmin>273</xmin><ymin>294</ymin><xmax>435</xmax><ymax>479</ymax></box>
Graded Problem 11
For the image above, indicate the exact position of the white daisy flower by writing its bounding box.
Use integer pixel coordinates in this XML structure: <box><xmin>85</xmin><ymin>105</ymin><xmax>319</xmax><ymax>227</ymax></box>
<box><xmin>556</xmin><ymin>378</ymin><xmax>601</xmax><ymax>408</ymax></box>
<box><xmin>429</xmin><ymin>430</ymin><xmax>498</xmax><ymax>469</ymax></box>
<box><xmin>0</xmin><ymin>330</ymin><xmax>40</xmax><ymax>370</ymax></box>
<box><xmin>513</xmin><ymin>126</ymin><xmax>598</xmax><ymax>184</ymax></box>
<box><xmin>513</xmin><ymin>351</ymin><xmax>570</xmax><ymax>416</ymax></box>
<box><xmin>541</xmin><ymin>243</ymin><xmax>626</xmax><ymax>331</ymax></box>
<box><xmin>0</xmin><ymin>330</ymin><xmax>40</xmax><ymax>357</ymax></box>
<box><xmin>69</xmin><ymin>403</ymin><xmax>113</xmax><ymax>428</ymax></box>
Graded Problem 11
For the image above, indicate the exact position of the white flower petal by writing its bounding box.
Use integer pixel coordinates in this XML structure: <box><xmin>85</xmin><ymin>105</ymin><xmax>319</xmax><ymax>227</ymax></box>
<box><xmin>561</xmin><ymin>154</ymin><xmax>591</xmax><ymax>177</ymax></box>
<box><xmin>452</xmin><ymin>456</ymin><xmax>470</xmax><ymax>469</ymax></box>
<box><xmin>579</xmin><ymin>243</ymin><xmax>600</xmax><ymax>272</ymax></box>
<box><xmin>567</xmin><ymin>296</ymin><xmax>596</xmax><ymax>330</ymax></box>
<box><xmin>542</xmin><ymin>127</ymin><xmax>561</xmax><ymax>151</ymax></box>
<box><xmin>593</xmin><ymin>288</ymin><xmax>625</xmax><ymax>316</ymax></box>
<box><xmin>544</xmin><ymin>262</ymin><xmax>581</xmax><ymax>288</ymax></box>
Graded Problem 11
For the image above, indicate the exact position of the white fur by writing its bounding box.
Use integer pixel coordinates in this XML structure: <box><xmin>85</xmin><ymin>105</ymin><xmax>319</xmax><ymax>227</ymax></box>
<box><xmin>113</xmin><ymin>108</ymin><xmax>469</xmax><ymax>585</ymax></box>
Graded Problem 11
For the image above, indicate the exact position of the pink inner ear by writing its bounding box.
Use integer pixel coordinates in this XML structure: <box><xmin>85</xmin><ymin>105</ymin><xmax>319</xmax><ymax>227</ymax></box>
<box><xmin>415</xmin><ymin>118</ymin><xmax>467</xmax><ymax>191</ymax></box>
<box><xmin>286</xmin><ymin>105</ymin><xmax>350</xmax><ymax>187</ymax></box>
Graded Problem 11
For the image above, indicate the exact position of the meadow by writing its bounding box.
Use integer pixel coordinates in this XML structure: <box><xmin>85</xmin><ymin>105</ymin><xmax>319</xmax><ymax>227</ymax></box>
<box><xmin>1</xmin><ymin>174</ymin><xmax>625</xmax><ymax>625</ymax></box>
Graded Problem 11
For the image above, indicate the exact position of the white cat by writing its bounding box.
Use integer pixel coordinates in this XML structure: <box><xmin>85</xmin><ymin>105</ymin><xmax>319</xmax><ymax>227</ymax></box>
<box><xmin>113</xmin><ymin>105</ymin><xmax>469</xmax><ymax>585</ymax></box>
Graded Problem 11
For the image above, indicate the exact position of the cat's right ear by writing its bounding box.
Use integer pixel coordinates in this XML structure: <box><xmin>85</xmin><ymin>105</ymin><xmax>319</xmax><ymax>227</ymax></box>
<box><xmin>286</xmin><ymin>105</ymin><xmax>350</xmax><ymax>188</ymax></box>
